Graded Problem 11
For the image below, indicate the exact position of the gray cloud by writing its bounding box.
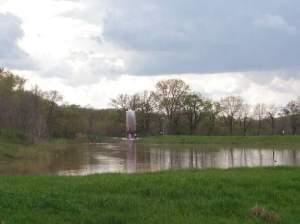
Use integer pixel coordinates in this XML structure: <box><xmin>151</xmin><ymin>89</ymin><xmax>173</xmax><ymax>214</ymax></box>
<box><xmin>98</xmin><ymin>0</ymin><xmax>300</xmax><ymax>75</ymax></box>
<box><xmin>0</xmin><ymin>13</ymin><xmax>34</xmax><ymax>70</ymax></box>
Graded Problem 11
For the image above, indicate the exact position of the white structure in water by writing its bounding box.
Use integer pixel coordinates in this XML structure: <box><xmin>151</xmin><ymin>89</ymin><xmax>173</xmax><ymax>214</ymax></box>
<box><xmin>126</xmin><ymin>110</ymin><xmax>137</xmax><ymax>139</ymax></box>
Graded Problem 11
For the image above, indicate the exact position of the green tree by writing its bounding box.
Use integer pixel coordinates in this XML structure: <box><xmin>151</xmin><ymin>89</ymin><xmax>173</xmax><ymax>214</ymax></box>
<box><xmin>183</xmin><ymin>93</ymin><xmax>207</xmax><ymax>134</ymax></box>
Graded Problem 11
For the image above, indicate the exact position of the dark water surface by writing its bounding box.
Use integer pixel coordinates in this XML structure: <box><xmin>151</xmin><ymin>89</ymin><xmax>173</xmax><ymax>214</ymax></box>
<box><xmin>1</xmin><ymin>142</ymin><xmax>300</xmax><ymax>175</ymax></box>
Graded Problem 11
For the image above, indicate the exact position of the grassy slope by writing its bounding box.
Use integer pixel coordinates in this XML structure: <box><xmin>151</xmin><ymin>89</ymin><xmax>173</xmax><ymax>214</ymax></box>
<box><xmin>140</xmin><ymin>135</ymin><xmax>300</xmax><ymax>146</ymax></box>
<box><xmin>0</xmin><ymin>168</ymin><xmax>299</xmax><ymax>224</ymax></box>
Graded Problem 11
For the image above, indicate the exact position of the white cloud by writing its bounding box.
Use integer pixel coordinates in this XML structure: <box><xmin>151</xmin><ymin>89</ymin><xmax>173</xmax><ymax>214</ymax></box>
<box><xmin>1</xmin><ymin>0</ymin><xmax>128</xmax><ymax>84</ymax></box>
<box><xmin>1</xmin><ymin>0</ymin><xmax>300</xmax><ymax>108</ymax></box>
<box><xmin>18</xmin><ymin>71</ymin><xmax>298</xmax><ymax>108</ymax></box>
<box><xmin>254</xmin><ymin>14</ymin><xmax>297</xmax><ymax>33</ymax></box>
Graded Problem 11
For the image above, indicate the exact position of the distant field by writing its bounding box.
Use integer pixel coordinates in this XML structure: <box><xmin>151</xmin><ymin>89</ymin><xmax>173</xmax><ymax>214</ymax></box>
<box><xmin>140</xmin><ymin>135</ymin><xmax>300</xmax><ymax>146</ymax></box>
<box><xmin>0</xmin><ymin>168</ymin><xmax>299</xmax><ymax>223</ymax></box>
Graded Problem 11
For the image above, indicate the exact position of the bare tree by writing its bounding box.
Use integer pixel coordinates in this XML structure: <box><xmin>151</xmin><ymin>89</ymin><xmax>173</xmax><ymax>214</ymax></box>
<box><xmin>110</xmin><ymin>94</ymin><xmax>130</xmax><ymax>111</ymax></box>
<box><xmin>136</xmin><ymin>91</ymin><xmax>155</xmax><ymax>134</ymax></box>
<box><xmin>111</xmin><ymin>93</ymin><xmax>142</xmax><ymax>111</ymax></box>
<box><xmin>266</xmin><ymin>104</ymin><xmax>278</xmax><ymax>135</ymax></box>
<box><xmin>154</xmin><ymin>79</ymin><xmax>190</xmax><ymax>133</ymax></box>
<box><xmin>239</xmin><ymin>104</ymin><xmax>251</xmax><ymax>136</ymax></box>
<box><xmin>220</xmin><ymin>96</ymin><xmax>243</xmax><ymax>135</ymax></box>
<box><xmin>206</xmin><ymin>101</ymin><xmax>222</xmax><ymax>135</ymax></box>
<box><xmin>128</xmin><ymin>94</ymin><xmax>141</xmax><ymax>111</ymax></box>
<box><xmin>45</xmin><ymin>90</ymin><xmax>63</xmax><ymax>137</ymax></box>
<box><xmin>283</xmin><ymin>99</ymin><xmax>300</xmax><ymax>135</ymax></box>
<box><xmin>254</xmin><ymin>103</ymin><xmax>267</xmax><ymax>135</ymax></box>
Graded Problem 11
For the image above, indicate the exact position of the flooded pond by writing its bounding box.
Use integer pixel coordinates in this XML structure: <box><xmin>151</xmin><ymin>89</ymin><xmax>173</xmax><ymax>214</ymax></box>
<box><xmin>1</xmin><ymin>142</ymin><xmax>300</xmax><ymax>175</ymax></box>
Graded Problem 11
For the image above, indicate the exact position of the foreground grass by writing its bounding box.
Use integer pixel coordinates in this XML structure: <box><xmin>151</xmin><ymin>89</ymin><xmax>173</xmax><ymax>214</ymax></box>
<box><xmin>0</xmin><ymin>168</ymin><xmax>300</xmax><ymax>223</ymax></box>
<box><xmin>140</xmin><ymin>135</ymin><xmax>300</xmax><ymax>146</ymax></box>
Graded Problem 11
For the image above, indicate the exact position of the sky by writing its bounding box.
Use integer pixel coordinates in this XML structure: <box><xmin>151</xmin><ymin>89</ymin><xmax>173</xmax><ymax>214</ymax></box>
<box><xmin>0</xmin><ymin>0</ymin><xmax>300</xmax><ymax>108</ymax></box>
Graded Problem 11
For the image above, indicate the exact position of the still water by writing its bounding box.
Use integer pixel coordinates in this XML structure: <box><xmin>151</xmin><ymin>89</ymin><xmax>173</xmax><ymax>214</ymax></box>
<box><xmin>1</xmin><ymin>142</ymin><xmax>300</xmax><ymax>175</ymax></box>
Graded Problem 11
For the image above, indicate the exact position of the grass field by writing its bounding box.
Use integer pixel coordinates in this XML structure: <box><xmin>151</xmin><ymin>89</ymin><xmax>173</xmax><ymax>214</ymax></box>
<box><xmin>0</xmin><ymin>137</ymin><xmax>76</xmax><ymax>161</ymax></box>
<box><xmin>0</xmin><ymin>136</ymin><xmax>300</xmax><ymax>223</ymax></box>
<box><xmin>0</xmin><ymin>167</ymin><xmax>299</xmax><ymax>223</ymax></box>
<box><xmin>140</xmin><ymin>135</ymin><xmax>300</xmax><ymax>146</ymax></box>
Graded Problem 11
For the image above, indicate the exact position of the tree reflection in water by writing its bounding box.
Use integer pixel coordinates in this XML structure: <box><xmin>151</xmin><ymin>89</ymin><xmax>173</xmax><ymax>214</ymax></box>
<box><xmin>0</xmin><ymin>143</ymin><xmax>299</xmax><ymax>175</ymax></box>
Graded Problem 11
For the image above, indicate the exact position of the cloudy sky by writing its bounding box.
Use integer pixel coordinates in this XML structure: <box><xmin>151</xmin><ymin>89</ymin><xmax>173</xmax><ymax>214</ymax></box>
<box><xmin>0</xmin><ymin>0</ymin><xmax>299</xmax><ymax>108</ymax></box>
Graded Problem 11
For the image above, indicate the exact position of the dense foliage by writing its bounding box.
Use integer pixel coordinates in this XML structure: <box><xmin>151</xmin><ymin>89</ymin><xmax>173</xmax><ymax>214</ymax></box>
<box><xmin>0</xmin><ymin>69</ymin><xmax>123</xmax><ymax>142</ymax></box>
<box><xmin>0</xmin><ymin>69</ymin><xmax>299</xmax><ymax>142</ymax></box>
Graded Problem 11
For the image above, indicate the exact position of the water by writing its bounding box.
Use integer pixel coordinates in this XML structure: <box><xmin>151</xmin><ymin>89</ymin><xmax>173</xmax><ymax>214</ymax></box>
<box><xmin>1</xmin><ymin>142</ymin><xmax>300</xmax><ymax>175</ymax></box>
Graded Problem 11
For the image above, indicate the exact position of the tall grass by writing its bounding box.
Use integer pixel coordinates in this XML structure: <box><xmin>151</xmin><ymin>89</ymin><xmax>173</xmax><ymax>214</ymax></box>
<box><xmin>0</xmin><ymin>168</ymin><xmax>299</xmax><ymax>223</ymax></box>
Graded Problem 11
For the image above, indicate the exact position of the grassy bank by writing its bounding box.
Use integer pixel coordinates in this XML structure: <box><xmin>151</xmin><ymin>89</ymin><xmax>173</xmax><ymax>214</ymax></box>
<box><xmin>140</xmin><ymin>135</ymin><xmax>300</xmax><ymax>146</ymax></box>
<box><xmin>0</xmin><ymin>167</ymin><xmax>299</xmax><ymax>223</ymax></box>
<box><xmin>0</xmin><ymin>137</ymin><xmax>76</xmax><ymax>160</ymax></box>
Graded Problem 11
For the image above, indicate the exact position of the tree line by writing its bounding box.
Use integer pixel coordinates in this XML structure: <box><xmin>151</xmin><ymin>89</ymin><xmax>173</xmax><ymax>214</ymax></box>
<box><xmin>0</xmin><ymin>69</ymin><xmax>123</xmax><ymax>143</ymax></box>
<box><xmin>0</xmin><ymin>69</ymin><xmax>299</xmax><ymax>143</ymax></box>
<box><xmin>111</xmin><ymin>79</ymin><xmax>300</xmax><ymax>136</ymax></box>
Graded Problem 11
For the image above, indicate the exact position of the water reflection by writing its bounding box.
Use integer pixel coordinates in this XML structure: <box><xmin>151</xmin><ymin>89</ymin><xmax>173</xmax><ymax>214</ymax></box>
<box><xmin>147</xmin><ymin>147</ymin><xmax>300</xmax><ymax>171</ymax></box>
<box><xmin>0</xmin><ymin>142</ymin><xmax>299</xmax><ymax>176</ymax></box>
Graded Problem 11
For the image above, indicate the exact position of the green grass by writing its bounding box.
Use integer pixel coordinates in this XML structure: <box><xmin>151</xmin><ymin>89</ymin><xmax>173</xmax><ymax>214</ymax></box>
<box><xmin>0</xmin><ymin>138</ymin><xmax>76</xmax><ymax>160</ymax></box>
<box><xmin>0</xmin><ymin>167</ymin><xmax>299</xmax><ymax>223</ymax></box>
<box><xmin>140</xmin><ymin>135</ymin><xmax>300</xmax><ymax>146</ymax></box>
<box><xmin>0</xmin><ymin>139</ymin><xmax>30</xmax><ymax>158</ymax></box>
<box><xmin>0</xmin><ymin>136</ymin><xmax>299</xmax><ymax>223</ymax></box>
<box><xmin>0</xmin><ymin>129</ymin><xmax>27</xmax><ymax>145</ymax></box>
